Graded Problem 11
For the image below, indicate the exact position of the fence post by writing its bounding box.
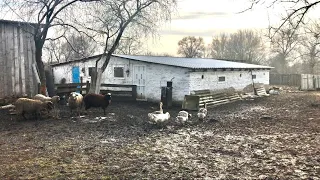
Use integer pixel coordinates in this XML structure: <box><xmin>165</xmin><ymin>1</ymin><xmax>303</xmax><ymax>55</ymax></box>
<box><xmin>132</xmin><ymin>85</ymin><xmax>137</xmax><ymax>100</ymax></box>
<box><xmin>80</xmin><ymin>77</ymin><xmax>83</xmax><ymax>94</ymax></box>
<box><xmin>37</xmin><ymin>83</ymin><xmax>41</xmax><ymax>94</ymax></box>
<box><xmin>86</xmin><ymin>81</ymin><xmax>90</xmax><ymax>94</ymax></box>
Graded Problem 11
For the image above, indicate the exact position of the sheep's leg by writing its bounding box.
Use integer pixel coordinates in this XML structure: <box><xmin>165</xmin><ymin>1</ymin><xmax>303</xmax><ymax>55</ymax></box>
<box><xmin>69</xmin><ymin>109</ymin><xmax>73</xmax><ymax>117</ymax></box>
<box><xmin>34</xmin><ymin>110</ymin><xmax>41</xmax><ymax>120</ymax></box>
<box><xmin>21</xmin><ymin>111</ymin><xmax>27</xmax><ymax>120</ymax></box>
<box><xmin>36</xmin><ymin>112</ymin><xmax>41</xmax><ymax>120</ymax></box>
<box><xmin>54</xmin><ymin>108</ymin><xmax>60</xmax><ymax>119</ymax></box>
<box><xmin>102</xmin><ymin>107</ymin><xmax>106</xmax><ymax>115</ymax></box>
<box><xmin>77</xmin><ymin>108</ymin><xmax>81</xmax><ymax>117</ymax></box>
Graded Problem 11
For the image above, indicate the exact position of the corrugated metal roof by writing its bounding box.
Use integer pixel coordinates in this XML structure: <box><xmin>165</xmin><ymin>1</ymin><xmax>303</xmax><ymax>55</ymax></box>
<box><xmin>51</xmin><ymin>54</ymin><xmax>273</xmax><ymax>69</ymax></box>
<box><xmin>114</xmin><ymin>54</ymin><xmax>273</xmax><ymax>69</ymax></box>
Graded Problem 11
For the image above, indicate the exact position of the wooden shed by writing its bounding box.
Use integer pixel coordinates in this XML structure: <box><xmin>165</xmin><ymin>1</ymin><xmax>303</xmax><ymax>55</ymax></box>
<box><xmin>0</xmin><ymin>19</ymin><xmax>40</xmax><ymax>98</ymax></box>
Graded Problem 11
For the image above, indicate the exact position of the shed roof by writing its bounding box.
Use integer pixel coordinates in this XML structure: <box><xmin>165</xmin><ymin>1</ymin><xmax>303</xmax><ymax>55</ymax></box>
<box><xmin>51</xmin><ymin>54</ymin><xmax>273</xmax><ymax>69</ymax></box>
<box><xmin>114</xmin><ymin>54</ymin><xmax>272</xmax><ymax>69</ymax></box>
<box><xmin>0</xmin><ymin>19</ymin><xmax>39</xmax><ymax>26</ymax></box>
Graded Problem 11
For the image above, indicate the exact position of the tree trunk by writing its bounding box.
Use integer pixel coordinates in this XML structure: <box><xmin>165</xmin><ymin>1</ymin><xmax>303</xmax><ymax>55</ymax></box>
<box><xmin>88</xmin><ymin>68</ymin><xmax>103</xmax><ymax>94</ymax></box>
<box><xmin>88</xmin><ymin>23</ymin><xmax>125</xmax><ymax>93</ymax></box>
<box><xmin>95</xmin><ymin>69</ymin><xmax>103</xmax><ymax>94</ymax></box>
<box><xmin>88</xmin><ymin>71</ymin><xmax>97</xmax><ymax>94</ymax></box>
<box><xmin>35</xmin><ymin>46</ymin><xmax>47</xmax><ymax>95</ymax></box>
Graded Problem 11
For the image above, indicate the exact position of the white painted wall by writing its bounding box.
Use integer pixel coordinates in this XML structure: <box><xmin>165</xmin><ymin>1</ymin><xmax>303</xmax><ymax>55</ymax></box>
<box><xmin>52</xmin><ymin>56</ymin><xmax>270</xmax><ymax>103</ymax></box>
<box><xmin>52</xmin><ymin>56</ymin><xmax>132</xmax><ymax>85</ymax></box>
<box><xmin>144</xmin><ymin>63</ymin><xmax>190</xmax><ymax>103</ymax></box>
<box><xmin>189</xmin><ymin>69</ymin><xmax>269</xmax><ymax>92</ymax></box>
<box><xmin>52</xmin><ymin>56</ymin><xmax>191</xmax><ymax>103</ymax></box>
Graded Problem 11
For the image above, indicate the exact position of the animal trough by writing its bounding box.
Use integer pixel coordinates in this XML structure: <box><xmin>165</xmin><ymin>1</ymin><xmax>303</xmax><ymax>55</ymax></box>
<box><xmin>182</xmin><ymin>89</ymin><xmax>242</xmax><ymax>111</ymax></box>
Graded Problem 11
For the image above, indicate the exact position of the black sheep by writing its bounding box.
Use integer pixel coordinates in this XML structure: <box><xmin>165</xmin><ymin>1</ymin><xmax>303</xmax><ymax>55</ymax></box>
<box><xmin>83</xmin><ymin>93</ymin><xmax>112</xmax><ymax>115</ymax></box>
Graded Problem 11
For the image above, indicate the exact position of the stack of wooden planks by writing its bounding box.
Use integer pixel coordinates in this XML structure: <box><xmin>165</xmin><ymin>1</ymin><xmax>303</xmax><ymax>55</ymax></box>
<box><xmin>198</xmin><ymin>92</ymin><xmax>242</xmax><ymax>108</ymax></box>
<box><xmin>182</xmin><ymin>89</ymin><xmax>242</xmax><ymax>110</ymax></box>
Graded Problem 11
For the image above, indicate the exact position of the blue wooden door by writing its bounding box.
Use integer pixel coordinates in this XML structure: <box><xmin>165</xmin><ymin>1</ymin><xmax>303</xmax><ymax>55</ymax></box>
<box><xmin>72</xmin><ymin>66</ymin><xmax>80</xmax><ymax>83</ymax></box>
<box><xmin>72</xmin><ymin>66</ymin><xmax>80</xmax><ymax>92</ymax></box>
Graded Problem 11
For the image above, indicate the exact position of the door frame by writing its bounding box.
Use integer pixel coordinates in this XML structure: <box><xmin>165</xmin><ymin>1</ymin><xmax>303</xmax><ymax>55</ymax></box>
<box><xmin>133</xmin><ymin>65</ymin><xmax>147</xmax><ymax>100</ymax></box>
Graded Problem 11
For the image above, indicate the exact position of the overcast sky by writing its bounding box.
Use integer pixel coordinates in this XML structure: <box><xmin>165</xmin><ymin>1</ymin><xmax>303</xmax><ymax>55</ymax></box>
<box><xmin>147</xmin><ymin>0</ymin><xmax>284</xmax><ymax>55</ymax></box>
<box><xmin>0</xmin><ymin>0</ymin><xmax>296</xmax><ymax>56</ymax></box>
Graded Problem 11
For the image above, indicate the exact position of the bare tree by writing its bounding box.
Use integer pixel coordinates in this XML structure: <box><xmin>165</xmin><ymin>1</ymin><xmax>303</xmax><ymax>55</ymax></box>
<box><xmin>79</xmin><ymin>0</ymin><xmax>176</xmax><ymax>93</ymax></box>
<box><xmin>1</xmin><ymin>0</ymin><xmax>97</xmax><ymax>94</ymax></box>
<box><xmin>246</xmin><ymin>1</ymin><xmax>320</xmax><ymax>37</ymax></box>
<box><xmin>43</xmin><ymin>40</ymin><xmax>63</xmax><ymax>64</ymax></box>
<box><xmin>299</xmin><ymin>20</ymin><xmax>320</xmax><ymax>74</ymax></box>
<box><xmin>177</xmin><ymin>36</ymin><xmax>205</xmax><ymax>58</ymax></box>
<box><xmin>114</xmin><ymin>34</ymin><xmax>144</xmax><ymax>55</ymax></box>
<box><xmin>208</xmin><ymin>30</ymin><xmax>266</xmax><ymax>64</ymax></box>
<box><xmin>44</xmin><ymin>33</ymin><xmax>97</xmax><ymax>63</ymax></box>
<box><xmin>62</xmin><ymin>34</ymin><xmax>97</xmax><ymax>62</ymax></box>
<box><xmin>208</xmin><ymin>33</ymin><xmax>228</xmax><ymax>59</ymax></box>
<box><xmin>268</xmin><ymin>25</ymin><xmax>300</xmax><ymax>73</ymax></box>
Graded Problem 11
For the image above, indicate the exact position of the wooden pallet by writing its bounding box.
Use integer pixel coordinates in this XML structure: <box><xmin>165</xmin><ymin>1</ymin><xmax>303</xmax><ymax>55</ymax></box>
<box><xmin>254</xmin><ymin>87</ymin><xmax>269</xmax><ymax>97</ymax></box>
<box><xmin>182</xmin><ymin>90</ymin><xmax>242</xmax><ymax>110</ymax></box>
<box><xmin>199</xmin><ymin>92</ymin><xmax>242</xmax><ymax>108</ymax></box>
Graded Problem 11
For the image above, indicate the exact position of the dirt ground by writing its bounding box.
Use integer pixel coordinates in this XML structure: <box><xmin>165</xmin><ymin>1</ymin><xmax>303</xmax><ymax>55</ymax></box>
<box><xmin>0</xmin><ymin>89</ymin><xmax>319</xmax><ymax>179</ymax></box>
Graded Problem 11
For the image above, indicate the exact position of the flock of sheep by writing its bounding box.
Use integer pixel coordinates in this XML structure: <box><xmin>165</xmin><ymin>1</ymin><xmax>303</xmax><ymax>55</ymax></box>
<box><xmin>1</xmin><ymin>92</ymin><xmax>208</xmax><ymax>127</ymax></box>
<box><xmin>0</xmin><ymin>92</ymin><xmax>112</xmax><ymax>120</ymax></box>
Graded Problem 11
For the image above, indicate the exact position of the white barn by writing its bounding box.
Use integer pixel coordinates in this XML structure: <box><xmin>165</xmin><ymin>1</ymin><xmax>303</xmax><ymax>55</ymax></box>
<box><xmin>51</xmin><ymin>54</ymin><xmax>272</xmax><ymax>103</ymax></box>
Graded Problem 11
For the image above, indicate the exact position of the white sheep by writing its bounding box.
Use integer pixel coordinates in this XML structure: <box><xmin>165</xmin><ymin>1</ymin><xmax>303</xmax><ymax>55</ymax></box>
<box><xmin>68</xmin><ymin>92</ymin><xmax>83</xmax><ymax>117</ymax></box>
<box><xmin>33</xmin><ymin>94</ymin><xmax>61</xmax><ymax>118</ymax></box>
<box><xmin>15</xmin><ymin>98</ymin><xmax>54</xmax><ymax>120</ymax></box>
<box><xmin>33</xmin><ymin>94</ymin><xmax>60</xmax><ymax>103</ymax></box>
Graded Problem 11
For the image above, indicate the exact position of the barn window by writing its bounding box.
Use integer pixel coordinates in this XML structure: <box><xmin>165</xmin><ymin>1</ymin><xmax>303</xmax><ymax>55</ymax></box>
<box><xmin>88</xmin><ymin>67</ymin><xmax>95</xmax><ymax>76</ymax></box>
<box><xmin>218</xmin><ymin>76</ymin><xmax>225</xmax><ymax>82</ymax></box>
<box><xmin>252</xmin><ymin>74</ymin><xmax>256</xmax><ymax>79</ymax></box>
<box><xmin>114</xmin><ymin>66</ymin><xmax>124</xmax><ymax>78</ymax></box>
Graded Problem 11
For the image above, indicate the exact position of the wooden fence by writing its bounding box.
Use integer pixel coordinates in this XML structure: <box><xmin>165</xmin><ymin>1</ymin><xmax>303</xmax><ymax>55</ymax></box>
<box><xmin>270</xmin><ymin>73</ymin><xmax>320</xmax><ymax>90</ymax></box>
<box><xmin>55</xmin><ymin>82</ymin><xmax>137</xmax><ymax>101</ymax></box>
<box><xmin>270</xmin><ymin>74</ymin><xmax>301</xmax><ymax>87</ymax></box>
<box><xmin>300</xmin><ymin>74</ymin><xmax>320</xmax><ymax>90</ymax></box>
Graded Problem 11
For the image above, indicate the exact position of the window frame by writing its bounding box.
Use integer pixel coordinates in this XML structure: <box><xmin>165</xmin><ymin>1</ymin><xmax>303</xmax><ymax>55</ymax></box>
<box><xmin>113</xmin><ymin>65</ymin><xmax>125</xmax><ymax>79</ymax></box>
<box><xmin>252</xmin><ymin>74</ymin><xmax>257</xmax><ymax>79</ymax></box>
<box><xmin>218</xmin><ymin>76</ymin><xmax>226</xmax><ymax>82</ymax></box>
<box><xmin>88</xmin><ymin>67</ymin><xmax>95</xmax><ymax>77</ymax></box>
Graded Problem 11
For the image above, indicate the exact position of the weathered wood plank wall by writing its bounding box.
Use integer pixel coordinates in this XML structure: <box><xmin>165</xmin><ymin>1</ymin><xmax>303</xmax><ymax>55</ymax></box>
<box><xmin>269</xmin><ymin>74</ymin><xmax>301</xmax><ymax>87</ymax></box>
<box><xmin>0</xmin><ymin>20</ymin><xmax>38</xmax><ymax>98</ymax></box>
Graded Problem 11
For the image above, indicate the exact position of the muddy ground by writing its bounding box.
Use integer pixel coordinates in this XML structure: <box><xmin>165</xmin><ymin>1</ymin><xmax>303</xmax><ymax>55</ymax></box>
<box><xmin>0</xmin><ymin>90</ymin><xmax>319</xmax><ymax>179</ymax></box>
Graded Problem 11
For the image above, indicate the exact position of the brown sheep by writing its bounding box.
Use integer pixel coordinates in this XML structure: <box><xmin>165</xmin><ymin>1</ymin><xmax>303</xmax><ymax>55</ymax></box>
<box><xmin>15</xmin><ymin>98</ymin><xmax>54</xmax><ymax>120</ymax></box>
<box><xmin>83</xmin><ymin>93</ymin><xmax>112</xmax><ymax>115</ymax></box>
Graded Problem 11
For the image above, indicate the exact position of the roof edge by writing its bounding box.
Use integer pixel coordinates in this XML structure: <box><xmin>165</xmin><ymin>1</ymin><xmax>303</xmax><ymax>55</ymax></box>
<box><xmin>50</xmin><ymin>54</ymin><xmax>273</xmax><ymax>69</ymax></box>
<box><xmin>0</xmin><ymin>19</ymin><xmax>43</xmax><ymax>26</ymax></box>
